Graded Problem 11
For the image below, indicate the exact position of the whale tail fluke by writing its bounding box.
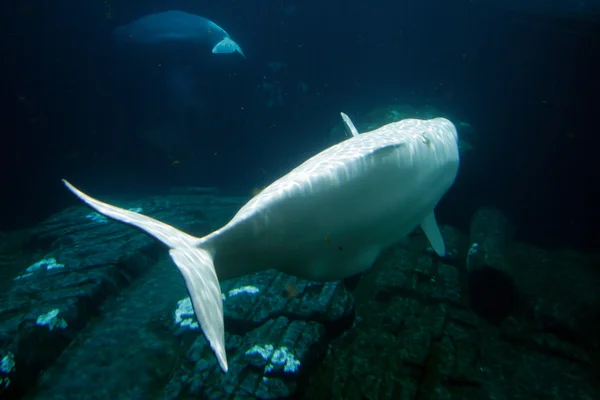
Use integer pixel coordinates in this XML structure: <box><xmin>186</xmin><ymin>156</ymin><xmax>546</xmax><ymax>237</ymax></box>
<box><xmin>61</xmin><ymin>179</ymin><xmax>229</xmax><ymax>372</ymax></box>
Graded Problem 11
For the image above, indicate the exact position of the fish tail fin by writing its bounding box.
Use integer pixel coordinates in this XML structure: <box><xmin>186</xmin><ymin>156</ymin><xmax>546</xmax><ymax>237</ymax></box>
<box><xmin>62</xmin><ymin>179</ymin><xmax>228</xmax><ymax>372</ymax></box>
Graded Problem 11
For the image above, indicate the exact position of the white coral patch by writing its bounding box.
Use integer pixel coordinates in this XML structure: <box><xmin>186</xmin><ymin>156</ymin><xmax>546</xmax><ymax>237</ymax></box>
<box><xmin>228</xmin><ymin>285</ymin><xmax>259</xmax><ymax>297</ymax></box>
<box><xmin>36</xmin><ymin>309</ymin><xmax>68</xmax><ymax>331</ymax></box>
<box><xmin>245</xmin><ymin>344</ymin><xmax>301</xmax><ymax>374</ymax></box>
<box><xmin>174</xmin><ymin>298</ymin><xmax>199</xmax><ymax>330</ymax></box>
<box><xmin>0</xmin><ymin>352</ymin><xmax>15</xmax><ymax>373</ymax></box>
<box><xmin>27</xmin><ymin>258</ymin><xmax>64</xmax><ymax>272</ymax></box>
<box><xmin>15</xmin><ymin>258</ymin><xmax>65</xmax><ymax>280</ymax></box>
<box><xmin>246</xmin><ymin>344</ymin><xmax>274</xmax><ymax>359</ymax></box>
<box><xmin>272</xmin><ymin>346</ymin><xmax>301</xmax><ymax>373</ymax></box>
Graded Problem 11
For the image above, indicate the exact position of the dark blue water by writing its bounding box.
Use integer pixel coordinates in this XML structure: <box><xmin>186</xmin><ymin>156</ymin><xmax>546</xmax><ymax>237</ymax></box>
<box><xmin>2</xmin><ymin>0</ymin><xmax>599</xmax><ymax>251</ymax></box>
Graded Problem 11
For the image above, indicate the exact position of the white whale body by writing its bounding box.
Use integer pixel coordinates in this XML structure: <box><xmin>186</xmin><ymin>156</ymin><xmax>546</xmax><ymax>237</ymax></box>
<box><xmin>62</xmin><ymin>114</ymin><xmax>460</xmax><ymax>372</ymax></box>
<box><xmin>112</xmin><ymin>10</ymin><xmax>245</xmax><ymax>57</ymax></box>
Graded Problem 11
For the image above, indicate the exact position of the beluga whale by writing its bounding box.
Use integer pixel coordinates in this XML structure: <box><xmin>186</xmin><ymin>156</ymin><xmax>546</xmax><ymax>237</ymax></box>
<box><xmin>112</xmin><ymin>10</ymin><xmax>245</xmax><ymax>57</ymax></box>
<box><xmin>62</xmin><ymin>114</ymin><xmax>460</xmax><ymax>372</ymax></box>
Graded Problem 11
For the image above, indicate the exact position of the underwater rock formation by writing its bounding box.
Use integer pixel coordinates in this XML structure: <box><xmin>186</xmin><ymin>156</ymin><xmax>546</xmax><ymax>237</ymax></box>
<box><xmin>0</xmin><ymin>190</ymin><xmax>353</xmax><ymax>399</ymax></box>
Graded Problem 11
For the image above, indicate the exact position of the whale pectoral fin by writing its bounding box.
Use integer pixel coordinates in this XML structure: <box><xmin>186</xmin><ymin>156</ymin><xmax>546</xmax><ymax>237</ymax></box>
<box><xmin>212</xmin><ymin>37</ymin><xmax>245</xmax><ymax>57</ymax></box>
<box><xmin>169</xmin><ymin>247</ymin><xmax>227</xmax><ymax>372</ymax></box>
<box><xmin>340</xmin><ymin>112</ymin><xmax>360</xmax><ymax>137</ymax></box>
<box><xmin>420</xmin><ymin>211</ymin><xmax>446</xmax><ymax>256</ymax></box>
